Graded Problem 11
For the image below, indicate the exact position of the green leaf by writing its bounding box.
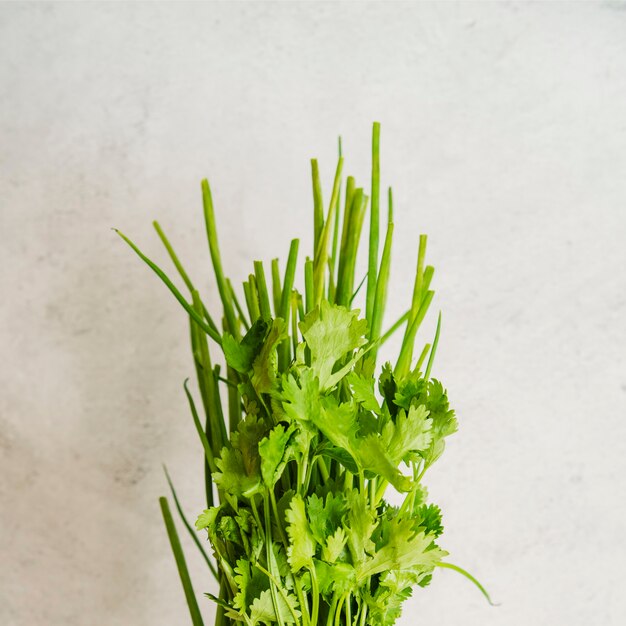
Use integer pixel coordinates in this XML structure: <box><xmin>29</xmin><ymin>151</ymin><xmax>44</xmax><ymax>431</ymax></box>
<box><xmin>311</xmin><ymin>396</ymin><xmax>412</xmax><ymax>492</ymax></box>
<box><xmin>249</xmin><ymin>589</ymin><xmax>275</xmax><ymax>624</ymax></box>
<box><xmin>299</xmin><ymin>301</ymin><xmax>367</xmax><ymax>388</ymax></box>
<box><xmin>316</xmin><ymin>396</ymin><xmax>360</xmax><ymax>458</ymax></box>
<box><xmin>306</xmin><ymin>492</ymin><xmax>346</xmax><ymax>546</ymax></box>
<box><xmin>251</xmin><ymin>319</ymin><xmax>288</xmax><ymax>394</ymax></box>
<box><xmin>213</xmin><ymin>446</ymin><xmax>262</xmax><ymax>498</ymax></box>
<box><xmin>285</xmin><ymin>494</ymin><xmax>317</xmax><ymax>572</ymax></box>
<box><xmin>321</xmin><ymin>527</ymin><xmax>347</xmax><ymax>563</ymax></box>
<box><xmin>259</xmin><ymin>425</ymin><xmax>294</xmax><ymax>488</ymax></box>
<box><xmin>236</xmin><ymin>414</ymin><xmax>268</xmax><ymax>464</ymax></box>
<box><xmin>195</xmin><ymin>507</ymin><xmax>219</xmax><ymax>532</ymax></box>
<box><xmin>233</xmin><ymin>558</ymin><xmax>270</xmax><ymax>613</ymax></box>
<box><xmin>281</xmin><ymin>369</ymin><xmax>320</xmax><ymax>424</ymax></box>
<box><xmin>249</xmin><ymin>588</ymin><xmax>301</xmax><ymax>625</ymax></box>
<box><xmin>357</xmin><ymin>435</ymin><xmax>412</xmax><ymax>493</ymax></box>
<box><xmin>348</xmin><ymin>372</ymin><xmax>380</xmax><ymax>414</ymax></box>
<box><xmin>381</xmin><ymin>404</ymin><xmax>432</xmax><ymax>464</ymax></box>
<box><xmin>358</xmin><ymin>515</ymin><xmax>447</xmax><ymax>581</ymax></box>
<box><xmin>365</xmin><ymin>571</ymin><xmax>414</xmax><ymax>626</ymax></box>
<box><xmin>317</xmin><ymin>444</ymin><xmax>359</xmax><ymax>474</ymax></box>
<box><xmin>415</xmin><ymin>504</ymin><xmax>444</xmax><ymax>538</ymax></box>
<box><xmin>378</xmin><ymin>362</ymin><xmax>397</xmax><ymax>412</ymax></box>
<box><xmin>223</xmin><ymin>319</ymin><xmax>270</xmax><ymax>374</ymax></box>
<box><xmin>344</xmin><ymin>489</ymin><xmax>376</xmax><ymax>568</ymax></box>
<box><xmin>315</xmin><ymin>560</ymin><xmax>356</xmax><ymax>597</ymax></box>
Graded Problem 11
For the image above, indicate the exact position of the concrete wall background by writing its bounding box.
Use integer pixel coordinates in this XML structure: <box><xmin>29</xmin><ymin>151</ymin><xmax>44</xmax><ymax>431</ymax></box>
<box><xmin>1</xmin><ymin>2</ymin><xmax>625</xmax><ymax>625</ymax></box>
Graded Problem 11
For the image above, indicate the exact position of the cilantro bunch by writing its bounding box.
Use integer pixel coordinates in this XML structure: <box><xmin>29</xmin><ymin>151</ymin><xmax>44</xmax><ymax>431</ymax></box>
<box><xmin>117</xmin><ymin>124</ymin><xmax>490</xmax><ymax>626</ymax></box>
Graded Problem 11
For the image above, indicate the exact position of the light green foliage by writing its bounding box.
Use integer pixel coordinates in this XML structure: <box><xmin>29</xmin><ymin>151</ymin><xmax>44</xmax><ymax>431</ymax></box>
<box><xmin>223</xmin><ymin>319</ymin><xmax>270</xmax><ymax>374</ymax></box>
<box><xmin>120</xmin><ymin>124</ymin><xmax>487</xmax><ymax>626</ymax></box>
<box><xmin>382</xmin><ymin>404</ymin><xmax>432</xmax><ymax>465</ymax></box>
<box><xmin>359</xmin><ymin>514</ymin><xmax>447</xmax><ymax>580</ymax></box>
<box><xmin>251</xmin><ymin>319</ymin><xmax>288</xmax><ymax>395</ymax></box>
<box><xmin>259</xmin><ymin>425</ymin><xmax>294</xmax><ymax>488</ymax></box>
<box><xmin>299</xmin><ymin>301</ymin><xmax>367</xmax><ymax>389</ymax></box>
<box><xmin>285</xmin><ymin>495</ymin><xmax>316</xmax><ymax>572</ymax></box>
<box><xmin>347</xmin><ymin>372</ymin><xmax>380</xmax><ymax>414</ymax></box>
<box><xmin>213</xmin><ymin>446</ymin><xmax>262</xmax><ymax>498</ymax></box>
<box><xmin>249</xmin><ymin>589</ymin><xmax>301</xmax><ymax>625</ymax></box>
<box><xmin>281</xmin><ymin>369</ymin><xmax>320</xmax><ymax>424</ymax></box>
<box><xmin>344</xmin><ymin>489</ymin><xmax>376</xmax><ymax>568</ymax></box>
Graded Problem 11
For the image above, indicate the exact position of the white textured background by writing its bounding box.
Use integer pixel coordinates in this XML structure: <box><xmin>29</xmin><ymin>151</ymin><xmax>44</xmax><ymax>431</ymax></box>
<box><xmin>1</xmin><ymin>2</ymin><xmax>625</xmax><ymax>625</ymax></box>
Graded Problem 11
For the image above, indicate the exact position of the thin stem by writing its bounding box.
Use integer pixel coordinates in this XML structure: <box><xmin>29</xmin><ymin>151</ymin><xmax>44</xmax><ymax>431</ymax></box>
<box><xmin>334</xmin><ymin>594</ymin><xmax>347</xmax><ymax>626</ymax></box>
<box><xmin>159</xmin><ymin>497</ymin><xmax>205</xmax><ymax>626</ymax></box>
<box><xmin>313</xmin><ymin>157</ymin><xmax>344</xmax><ymax>305</ymax></box>
<box><xmin>325</xmin><ymin>592</ymin><xmax>339</xmax><ymax>626</ymax></box>
<box><xmin>366</xmin><ymin>121</ymin><xmax>381</xmax><ymax>323</ymax></box>
<box><xmin>201</xmin><ymin>179</ymin><xmax>238</xmax><ymax>337</ymax></box>
<box><xmin>369</xmin><ymin>204</ymin><xmax>394</xmax><ymax>351</ymax></box>
<box><xmin>395</xmin><ymin>289</ymin><xmax>435</xmax><ymax>378</ymax></box>
<box><xmin>114</xmin><ymin>229</ymin><xmax>221</xmax><ymax>344</ymax></box>
<box><xmin>424</xmin><ymin>312</ymin><xmax>442</xmax><ymax>380</ymax></box>
<box><xmin>309</xmin><ymin>564</ymin><xmax>320</xmax><ymax>626</ymax></box>
<box><xmin>255</xmin><ymin>559</ymin><xmax>298</xmax><ymax>626</ymax></box>
<box><xmin>435</xmin><ymin>562</ymin><xmax>496</xmax><ymax>606</ymax></box>
<box><xmin>359</xmin><ymin>602</ymin><xmax>368</xmax><ymax>626</ymax></box>
<box><xmin>311</xmin><ymin>159</ymin><xmax>324</xmax><ymax>256</ymax></box>
<box><xmin>153</xmin><ymin>220</ymin><xmax>220</xmax><ymax>335</ymax></box>
<box><xmin>304</xmin><ymin>258</ymin><xmax>314</xmax><ymax>314</ymax></box>
<box><xmin>271</xmin><ymin>258</ymin><xmax>282</xmax><ymax>315</ymax></box>
<box><xmin>163</xmin><ymin>466</ymin><xmax>219</xmax><ymax>580</ymax></box>
<box><xmin>228</xmin><ymin>278</ymin><xmax>250</xmax><ymax>331</ymax></box>
<box><xmin>184</xmin><ymin>379</ymin><xmax>218</xmax><ymax>474</ymax></box>
<box><xmin>254</xmin><ymin>260</ymin><xmax>272</xmax><ymax>320</ymax></box>
<box><xmin>415</xmin><ymin>342</ymin><xmax>431</xmax><ymax>373</ymax></box>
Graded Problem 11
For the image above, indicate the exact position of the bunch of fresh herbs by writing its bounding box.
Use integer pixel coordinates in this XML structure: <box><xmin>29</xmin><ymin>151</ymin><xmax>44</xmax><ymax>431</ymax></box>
<box><xmin>117</xmin><ymin>123</ymin><xmax>490</xmax><ymax>626</ymax></box>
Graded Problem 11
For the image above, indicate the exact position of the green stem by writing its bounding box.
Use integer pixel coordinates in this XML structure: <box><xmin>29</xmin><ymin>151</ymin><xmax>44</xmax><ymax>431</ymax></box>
<box><xmin>325</xmin><ymin>592</ymin><xmax>339</xmax><ymax>626</ymax></box>
<box><xmin>304</xmin><ymin>258</ymin><xmax>314</xmax><ymax>313</ymax></box>
<box><xmin>159</xmin><ymin>497</ymin><xmax>205</xmax><ymax>626</ymax></box>
<box><xmin>269</xmin><ymin>489</ymin><xmax>288</xmax><ymax>546</ymax></box>
<box><xmin>201</xmin><ymin>179</ymin><xmax>238</xmax><ymax>337</ymax></box>
<box><xmin>153</xmin><ymin>220</ymin><xmax>220</xmax><ymax>335</ymax></box>
<box><xmin>254</xmin><ymin>260</ymin><xmax>272</xmax><ymax>320</ymax></box>
<box><xmin>263</xmin><ymin>496</ymin><xmax>289</xmax><ymax>626</ymax></box>
<box><xmin>313</xmin><ymin>157</ymin><xmax>344</xmax><ymax>305</ymax></box>
<box><xmin>271</xmin><ymin>258</ymin><xmax>282</xmax><ymax>315</ymax></box>
<box><xmin>368</xmin><ymin>204</ymin><xmax>393</xmax><ymax>354</ymax></box>
<box><xmin>435</xmin><ymin>562</ymin><xmax>496</xmax><ymax>606</ymax></box>
<box><xmin>254</xmin><ymin>561</ymin><xmax>301</xmax><ymax>626</ymax></box>
<box><xmin>366</xmin><ymin>121</ymin><xmax>381</xmax><ymax>323</ymax></box>
<box><xmin>359</xmin><ymin>602</ymin><xmax>367</xmax><ymax>626</ymax></box>
<box><xmin>311</xmin><ymin>159</ymin><xmax>324</xmax><ymax>255</ymax></box>
<box><xmin>163</xmin><ymin>466</ymin><xmax>218</xmax><ymax>581</ymax></box>
<box><xmin>334</xmin><ymin>594</ymin><xmax>347</xmax><ymax>626</ymax></box>
<box><xmin>184</xmin><ymin>379</ymin><xmax>218</xmax><ymax>474</ymax></box>
<box><xmin>228</xmin><ymin>279</ymin><xmax>250</xmax><ymax>331</ymax></box>
<box><xmin>309</xmin><ymin>564</ymin><xmax>320</xmax><ymax>626</ymax></box>
<box><xmin>424</xmin><ymin>312</ymin><xmax>442</xmax><ymax>380</ymax></box>
<box><xmin>415</xmin><ymin>342</ymin><xmax>431</xmax><ymax>373</ymax></box>
<box><xmin>114</xmin><ymin>229</ymin><xmax>221</xmax><ymax>344</ymax></box>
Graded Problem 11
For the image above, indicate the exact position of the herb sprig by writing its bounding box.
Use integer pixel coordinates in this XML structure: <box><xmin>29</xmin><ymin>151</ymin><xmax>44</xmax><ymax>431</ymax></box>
<box><xmin>117</xmin><ymin>123</ymin><xmax>491</xmax><ymax>626</ymax></box>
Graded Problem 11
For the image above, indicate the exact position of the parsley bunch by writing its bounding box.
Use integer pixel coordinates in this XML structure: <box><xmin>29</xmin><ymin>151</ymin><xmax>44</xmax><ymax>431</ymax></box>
<box><xmin>117</xmin><ymin>124</ymin><xmax>490</xmax><ymax>626</ymax></box>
